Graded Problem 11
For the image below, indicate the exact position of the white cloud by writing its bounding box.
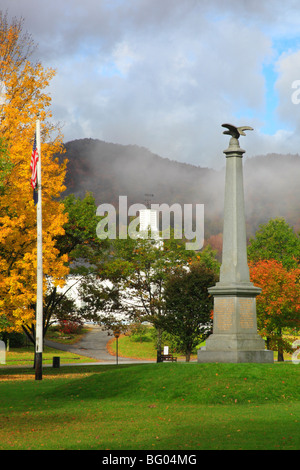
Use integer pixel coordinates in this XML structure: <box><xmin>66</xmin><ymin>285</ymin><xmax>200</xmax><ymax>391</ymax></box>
<box><xmin>2</xmin><ymin>0</ymin><xmax>300</xmax><ymax>168</ymax></box>
<box><xmin>275</xmin><ymin>50</ymin><xmax>300</xmax><ymax>129</ymax></box>
<box><xmin>112</xmin><ymin>41</ymin><xmax>140</xmax><ymax>76</ymax></box>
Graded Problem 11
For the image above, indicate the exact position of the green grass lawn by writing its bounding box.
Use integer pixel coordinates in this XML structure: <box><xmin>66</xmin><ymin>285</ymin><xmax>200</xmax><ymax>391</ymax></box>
<box><xmin>109</xmin><ymin>330</ymin><xmax>299</xmax><ymax>362</ymax></box>
<box><xmin>0</xmin><ymin>345</ymin><xmax>97</xmax><ymax>367</ymax></box>
<box><xmin>0</xmin><ymin>362</ymin><xmax>299</xmax><ymax>450</ymax></box>
<box><xmin>45</xmin><ymin>326</ymin><xmax>91</xmax><ymax>345</ymax></box>
<box><xmin>108</xmin><ymin>329</ymin><xmax>203</xmax><ymax>361</ymax></box>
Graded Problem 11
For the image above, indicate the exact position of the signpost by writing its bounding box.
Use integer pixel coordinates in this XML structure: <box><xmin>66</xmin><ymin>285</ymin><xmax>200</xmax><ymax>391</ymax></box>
<box><xmin>113</xmin><ymin>330</ymin><xmax>120</xmax><ymax>365</ymax></box>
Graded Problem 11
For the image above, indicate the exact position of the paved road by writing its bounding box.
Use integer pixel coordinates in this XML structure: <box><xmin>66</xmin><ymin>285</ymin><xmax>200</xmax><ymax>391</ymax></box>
<box><xmin>45</xmin><ymin>326</ymin><xmax>154</xmax><ymax>365</ymax></box>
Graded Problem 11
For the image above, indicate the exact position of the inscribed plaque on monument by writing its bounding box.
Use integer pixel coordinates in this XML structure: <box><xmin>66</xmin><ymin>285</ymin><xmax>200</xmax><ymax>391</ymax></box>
<box><xmin>238</xmin><ymin>297</ymin><xmax>255</xmax><ymax>329</ymax></box>
<box><xmin>214</xmin><ymin>297</ymin><xmax>234</xmax><ymax>331</ymax></box>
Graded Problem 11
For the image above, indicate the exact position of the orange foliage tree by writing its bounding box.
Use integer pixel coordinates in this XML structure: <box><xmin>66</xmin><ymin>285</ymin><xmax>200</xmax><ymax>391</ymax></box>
<box><xmin>249</xmin><ymin>259</ymin><xmax>300</xmax><ymax>361</ymax></box>
<box><xmin>0</xmin><ymin>12</ymin><xmax>69</xmax><ymax>334</ymax></box>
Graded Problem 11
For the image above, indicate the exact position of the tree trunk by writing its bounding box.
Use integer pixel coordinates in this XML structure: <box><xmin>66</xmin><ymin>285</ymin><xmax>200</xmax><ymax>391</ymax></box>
<box><xmin>278</xmin><ymin>349</ymin><xmax>284</xmax><ymax>362</ymax></box>
<box><xmin>156</xmin><ymin>328</ymin><xmax>162</xmax><ymax>363</ymax></box>
<box><xmin>277</xmin><ymin>329</ymin><xmax>284</xmax><ymax>362</ymax></box>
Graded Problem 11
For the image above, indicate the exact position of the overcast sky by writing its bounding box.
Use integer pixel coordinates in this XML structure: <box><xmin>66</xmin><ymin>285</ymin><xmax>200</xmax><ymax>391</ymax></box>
<box><xmin>2</xmin><ymin>0</ymin><xmax>300</xmax><ymax>169</ymax></box>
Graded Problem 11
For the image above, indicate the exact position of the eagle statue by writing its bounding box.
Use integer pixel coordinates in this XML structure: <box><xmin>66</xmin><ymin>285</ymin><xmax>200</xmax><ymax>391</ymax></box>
<box><xmin>222</xmin><ymin>123</ymin><xmax>253</xmax><ymax>139</ymax></box>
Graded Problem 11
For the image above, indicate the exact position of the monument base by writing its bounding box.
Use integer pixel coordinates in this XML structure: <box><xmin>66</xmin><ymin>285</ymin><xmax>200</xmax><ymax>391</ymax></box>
<box><xmin>197</xmin><ymin>348</ymin><xmax>274</xmax><ymax>363</ymax></box>
<box><xmin>201</xmin><ymin>283</ymin><xmax>274</xmax><ymax>363</ymax></box>
<box><xmin>197</xmin><ymin>332</ymin><xmax>274</xmax><ymax>363</ymax></box>
<box><xmin>204</xmin><ymin>332</ymin><xmax>267</xmax><ymax>350</ymax></box>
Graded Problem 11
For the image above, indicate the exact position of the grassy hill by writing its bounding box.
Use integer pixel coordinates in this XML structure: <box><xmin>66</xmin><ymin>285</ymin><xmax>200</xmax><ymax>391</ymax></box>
<box><xmin>0</xmin><ymin>362</ymin><xmax>298</xmax><ymax>450</ymax></box>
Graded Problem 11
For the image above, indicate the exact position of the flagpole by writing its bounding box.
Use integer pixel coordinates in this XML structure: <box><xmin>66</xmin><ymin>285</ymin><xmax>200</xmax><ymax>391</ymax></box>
<box><xmin>35</xmin><ymin>119</ymin><xmax>43</xmax><ymax>380</ymax></box>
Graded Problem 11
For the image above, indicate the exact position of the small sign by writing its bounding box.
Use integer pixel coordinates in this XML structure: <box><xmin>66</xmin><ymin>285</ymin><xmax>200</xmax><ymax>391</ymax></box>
<box><xmin>163</xmin><ymin>346</ymin><xmax>169</xmax><ymax>355</ymax></box>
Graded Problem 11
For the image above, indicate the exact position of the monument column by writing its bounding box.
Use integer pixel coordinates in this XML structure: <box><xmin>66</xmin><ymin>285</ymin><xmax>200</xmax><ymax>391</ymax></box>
<box><xmin>197</xmin><ymin>124</ymin><xmax>273</xmax><ymax>363</ymax></box>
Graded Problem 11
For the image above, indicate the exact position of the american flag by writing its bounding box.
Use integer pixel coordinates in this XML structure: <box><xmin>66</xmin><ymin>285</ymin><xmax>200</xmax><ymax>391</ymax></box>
<box><xmin>30</xmin><ymin>133</ymin><xmax>39</xmax><ymax>204</ymax></box>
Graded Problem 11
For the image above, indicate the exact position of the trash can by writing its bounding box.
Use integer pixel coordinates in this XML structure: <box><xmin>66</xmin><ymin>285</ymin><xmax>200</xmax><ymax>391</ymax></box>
<box><xmin>52</xmin><ymin>356</ymin><xmax>60</xmax><ymax>368</ymax></box>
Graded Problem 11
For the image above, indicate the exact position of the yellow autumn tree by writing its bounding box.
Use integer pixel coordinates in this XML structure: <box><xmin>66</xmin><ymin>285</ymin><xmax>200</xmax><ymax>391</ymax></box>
<box><xmin>0</xmin><ymin>12</ymin><xmax>69</xmax><ymax>333</ymax></box>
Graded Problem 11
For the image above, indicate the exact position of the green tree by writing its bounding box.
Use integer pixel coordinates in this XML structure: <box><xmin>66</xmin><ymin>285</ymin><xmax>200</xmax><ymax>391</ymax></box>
<box><xmin>157</xmin><ymin>258</ymin><xmax>218</xmax><ymax>362</ymax></box>
<box><xmin>55</xmin><ymin>192</ymin><xmax>106</xmax><ymax>270</ymax></box>
<box><xmin>80</xmin><ymin>234</ymin><xmax>219</xmax><ymax>360</ymax></box>
<box><xmin>80</xmin><ymin>235</ymin><xmax>197</xmax><ymax>326</ymax></box>
<box><xmin>247</xmin><ymin>218</ymin><xmax>300</xmax><ymax>269</ymax></box>
<box><xmin>21</xmin><ymin>192</ymin><xmax>107</xmax><ymax>345</ymax></box>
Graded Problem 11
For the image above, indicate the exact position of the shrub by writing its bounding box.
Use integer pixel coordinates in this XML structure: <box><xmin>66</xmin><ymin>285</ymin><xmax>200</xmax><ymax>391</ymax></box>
<box><xmin>0</xmin><ymin>331</ymin><xmax>26</xmax><ymax>347</ymax></box>
<box><xmin>59</xmin><ymin>320</ymin><xmax>82</xmax><ymax>335</ymax></box>
<box><xmin>129</xmin><ymin>323</ymin><xmax>151</xmax><ymax>342</ymax></box>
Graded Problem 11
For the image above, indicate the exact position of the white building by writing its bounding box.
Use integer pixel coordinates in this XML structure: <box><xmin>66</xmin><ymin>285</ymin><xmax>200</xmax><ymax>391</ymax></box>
<box><xmin>139</xmin><ymin>208</ymin><xmax>159</xmax><ymax>233</ymax></box>
<box><xmin>138</xmin><ymin>208</ymin><xmax>162</xmax><ymax>248</ymax></box>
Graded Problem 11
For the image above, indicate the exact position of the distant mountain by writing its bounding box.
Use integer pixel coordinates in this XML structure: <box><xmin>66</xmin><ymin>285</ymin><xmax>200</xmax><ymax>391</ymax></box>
<box><xmin>58</xmin><ymin>139</ymin><xmax>300</xmax><ymax>245</ymax></box>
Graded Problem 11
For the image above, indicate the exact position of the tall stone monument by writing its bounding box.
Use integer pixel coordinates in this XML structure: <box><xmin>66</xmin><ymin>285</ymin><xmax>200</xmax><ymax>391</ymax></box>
<box><xmin>197</xmin><ymin>124</ymin><xmax>273</xmax><ymax>363</ymax></box>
